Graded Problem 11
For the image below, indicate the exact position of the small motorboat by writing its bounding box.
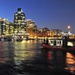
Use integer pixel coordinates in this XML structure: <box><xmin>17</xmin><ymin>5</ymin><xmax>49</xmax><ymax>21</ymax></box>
<box><xmin>41</xmin><ymin>42</ymin><xmax>75</xmax><ymax>51</ymax></box>
<box><xmin>41</xmin><ymin>37</ymin><xmax>75</xmax><ymax>51</ymax></box>
<box><xmin>41</xmin><ymin>43</ymin><xmax>50</xmax><ymax>49</ymax></box>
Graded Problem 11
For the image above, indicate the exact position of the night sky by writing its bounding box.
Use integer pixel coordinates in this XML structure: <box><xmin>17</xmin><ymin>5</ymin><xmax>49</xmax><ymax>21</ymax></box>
<box><xmin>0</xmin><ymin>0</ymin><xmax>75</xmax><ymax>33</ymax></box>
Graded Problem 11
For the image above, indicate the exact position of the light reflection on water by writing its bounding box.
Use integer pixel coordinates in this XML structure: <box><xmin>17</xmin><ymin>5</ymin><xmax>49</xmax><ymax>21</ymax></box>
<box><xmin>0</xmin><ymin>40</ymin><xmax>75</xmax><ymax>75</ymax></box>
<box><xmin>65</xmin><ymin>52</ymin><xmax>75</xmax><ymax>74</ymax></box>
<box><xmin>13</xmin><ymin>40</ymin><xmax>41</xmax><ymax>66</ymax></box>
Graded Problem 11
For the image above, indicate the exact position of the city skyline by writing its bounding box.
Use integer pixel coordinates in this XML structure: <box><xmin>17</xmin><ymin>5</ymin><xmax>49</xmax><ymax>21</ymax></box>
<box><xmin>0</xmin><ymin>0</ymin><xmax>75</xmax><ymax>33</ymax></box>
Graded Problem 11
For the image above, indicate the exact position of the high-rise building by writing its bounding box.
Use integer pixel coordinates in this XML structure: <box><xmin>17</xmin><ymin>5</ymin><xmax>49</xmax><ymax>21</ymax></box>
<box><xmin>14</xmin><ymin>8</ymin><xmax>26</xmax><ymax>36</ymax></box>
<box><xmin>0</xmin><ymin>18</ymin><xmax>14</xmax><ymax>36</ymax></box>
<box><xmin>26</xmin><ymin>19</ymin><xmax>37</xmax><ymax>37</ymax></box>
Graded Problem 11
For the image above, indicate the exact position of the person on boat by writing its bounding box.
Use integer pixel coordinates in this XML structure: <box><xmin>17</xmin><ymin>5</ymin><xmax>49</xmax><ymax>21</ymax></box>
<box><xmin>62</xmin><ymin>36</ymin><xmax>69</xmax><ymax>47</ymax></box>
<box><xmin>54</xmin><ymin>40</ymin><xmax>56</xmax><ymax>46</ymax></box>
<box><xmin>43</xmin><ymin>38</ymin><xmax>48</xmax><ymax>44</ymax></box>
<box><xmin>44</xmin><ymin>39</ymin><xmax>45</xmax><ymax>43</ymax></box>
<box><xmin>46</xmin><ymin>38</ymin><xmax>49</xmax><ymax>44</ymax></box>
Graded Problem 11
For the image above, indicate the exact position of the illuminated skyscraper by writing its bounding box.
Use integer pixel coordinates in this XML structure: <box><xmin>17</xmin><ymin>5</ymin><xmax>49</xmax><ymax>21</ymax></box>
<box><xmin>14</xmin><ymin>8</ymin><xmax>26</xmax><ymax>35</ymax></box>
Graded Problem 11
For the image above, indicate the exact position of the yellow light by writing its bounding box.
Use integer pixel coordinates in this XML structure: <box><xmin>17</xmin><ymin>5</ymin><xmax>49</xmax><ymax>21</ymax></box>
<box><xmin>66</xmin><ymin>52</ymin><xmax>75</xmax><ymax>64</ymax></box>
<box><xmin>21</xmin><ymin>40</ymin><xmax>30</xmax><ymax>43</ymax></box>
<box><xmin>67</xmin><ymin>42</ymin><xmax>73</xmax><ymax>46</ymax></box>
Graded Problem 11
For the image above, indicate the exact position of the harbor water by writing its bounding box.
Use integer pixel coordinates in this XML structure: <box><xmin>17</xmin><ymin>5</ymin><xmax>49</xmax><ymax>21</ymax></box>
<box><xmin>0</xmin><ymin>40</ymin><xmax>75</xmax><ymax>75</ymax></box>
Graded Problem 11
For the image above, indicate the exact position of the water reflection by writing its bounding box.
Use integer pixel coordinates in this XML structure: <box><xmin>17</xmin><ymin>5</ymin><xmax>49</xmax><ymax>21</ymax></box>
<box><xmin>0</xmin><ymin>40</ymin><xmax>74</xmax><ymax>75</ymax></box>
<box><xmin>66</xmin><ymin>52</ymin><xmax>75</xmax><ymax>74</ymax></box>
<box><xmin>14</xmin><ymin>49</ymin><xmax>38</xmax><ymax>65</ymax></box>
<box><xmin>0</xmin><ymin>42</ymin><xmax>8</xmax><ymax>63</ymax></box>
<box><xmin>47</xmin><ymin>51</ymin><xmax>53</xmax><ymax>60</ymax></box>
<box><xmin>48</xmin><ymin>50</ymin><xmax>66</xmax><ymax>70</ymax></box>
<box><xmin>13</xmin><ymin>40</ymin><xmax>41</xmax><ymax>66</ymax></box>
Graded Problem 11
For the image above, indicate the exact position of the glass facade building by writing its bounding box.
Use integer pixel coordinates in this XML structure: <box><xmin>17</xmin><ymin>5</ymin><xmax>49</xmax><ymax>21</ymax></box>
<box><xmin>14</xmin><ymin>8</ymin><xmax>26</xmax><ymax>36</ymax></box>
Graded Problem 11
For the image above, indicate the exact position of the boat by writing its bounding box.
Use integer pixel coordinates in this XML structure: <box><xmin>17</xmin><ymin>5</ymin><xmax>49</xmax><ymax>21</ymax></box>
<box><xmin>41</xmin><ymin>42</ymin><xmax>67</xmax><ymax>50</ymax></box>
<box><xmin>41</xmin><ymin>43</ymin><xmax>50</xmax><ymax>49</ymax></box>
<box><xmin>41</xmin><ymin>37</ymin><xmax>75</xmax><ymax>51</ymax></box>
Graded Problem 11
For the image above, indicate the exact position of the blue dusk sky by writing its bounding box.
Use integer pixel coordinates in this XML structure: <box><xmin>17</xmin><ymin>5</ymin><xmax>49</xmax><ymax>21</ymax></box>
<box><xmin>0</xmin><ymin>0</ymin><xmax>75</xmax><ymax>33</ymax></box>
